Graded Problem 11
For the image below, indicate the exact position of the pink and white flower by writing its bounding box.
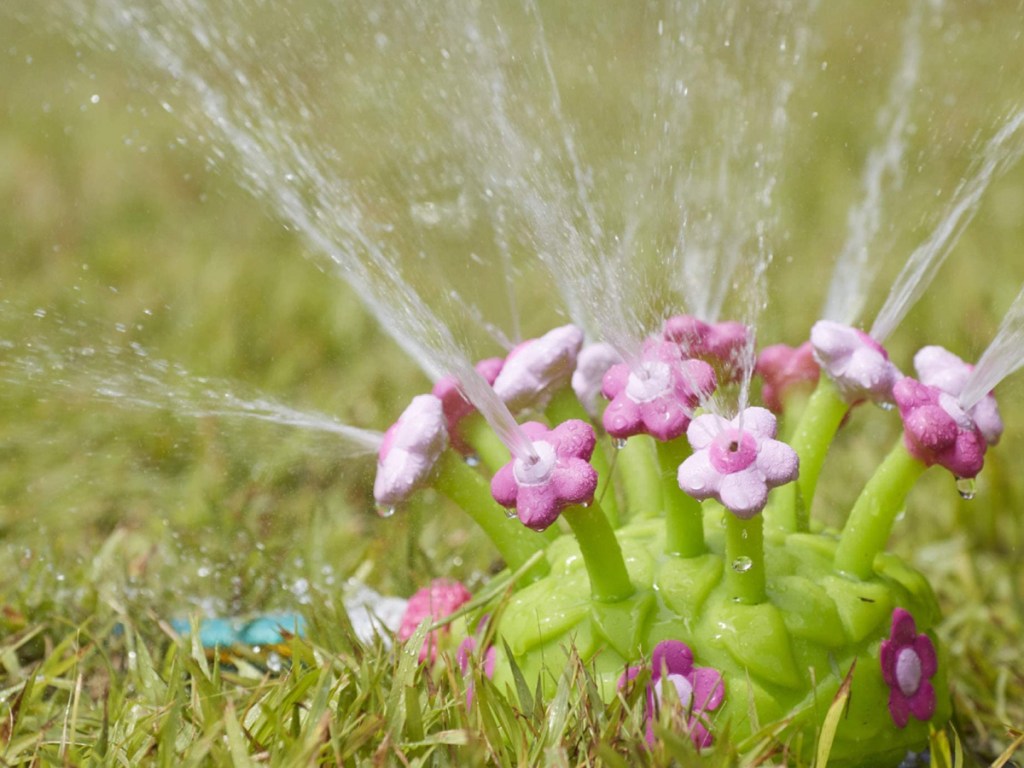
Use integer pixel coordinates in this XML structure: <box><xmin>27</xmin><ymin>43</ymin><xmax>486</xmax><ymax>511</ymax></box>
<box><xmin>571</xmin><ymin>342</ymin><xmax>622</xmax><ymax>417</ymax></box>
<box><xmin>810</xmin><ymin>320</ymin><xmax>899</xmax><ymax>404</ymax></box>
<box><xmin>663</xmin><ymin>315</ymin><xmax>750</xmax><ymax>381</ymax></box>
<box><xmin>492</xmin><ymin>325</ymin><xmax>584</xmax><ymax>413</ymax></box>
<box><xmin>490</xmin><ymin>420</ymin><xmax>598</xmax><ymax>531</ymax></box>
<box><xmin>373</xmin><ymin>394</ymin><xmax>448</xmax><ymax>507</ymax></box>
<box><xmin>601</xmin><ymin>340</ymin><xmax>717</xmax><ymax>442</ymax></box>
<box><xmin>755</xmin><ymin>341</ymin><xmax>820</xmax><ymax>413</ymax></box>
<box><xmin>893</xmin><ymin>377</ymin><xmax>987</xmax><ymax>479</ymax></box>
<box><xmin>913</xmin><ymin>345</ymin><xmax>1003</xmax><ymax>446</ymax></box>
<box><xmin>677</xmin><ymin>407</ymin><xmax>799</xmax><ymax>518</ymax></box>
<box><xmin>432</xmin><ymin>357</ymin><xmax>505</xmax><ymax>454</ymax></box>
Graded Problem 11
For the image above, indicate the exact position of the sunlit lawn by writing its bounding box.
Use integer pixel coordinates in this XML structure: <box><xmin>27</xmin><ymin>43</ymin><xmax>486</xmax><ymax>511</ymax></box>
<box><xmin>1</xmin><ymin>1</ymin><xmax>1023</xmax><ymax>764</ymax></box>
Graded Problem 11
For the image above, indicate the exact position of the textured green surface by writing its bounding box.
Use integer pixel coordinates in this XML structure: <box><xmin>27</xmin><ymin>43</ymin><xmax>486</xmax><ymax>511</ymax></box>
<box><xmin>493</xmin><ymin>513</ymin><xmax>950</xmax><ymax>765</ymax></box>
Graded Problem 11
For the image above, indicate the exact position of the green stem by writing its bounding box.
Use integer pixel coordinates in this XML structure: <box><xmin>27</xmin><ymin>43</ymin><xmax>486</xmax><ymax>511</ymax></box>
<box><xmin>433</xmin><ymin>452</ymin><xmax>552</xmax><ymax>584</ymax></box>
<box><xmin>762</xmin><ymin>482</ymin><xmax>802</xmax><ymax>539</ymax></box>
<box><xmin>615</xmin><ymin>435</ymin><xmax>663</xmax><ymax>519</ymax></box>
<box><xmin>562</xmin><ymin>501</ymin><xmax>634</xmax><ymax>602</ymax></box>
<box><xmin>775</xmin><ymin>376</ymin><xmax>850</xmax><ymax>532</ymax></box>
<box><xmin>461</xmin><ymin>413</ymin><xmax>510</xmax><ymax>473</ymax></box>
<box><xmin>656</xmin><ymin>438</ymin><xmax>706</xmax><ymax>557</ymax></box>
<box><xmin>545</xmin><ymin>389</ymin><xmax>619</xmax><ymax>528</ymax></box>
<box><xmin>778</xmin><ymin>390</ymin><xmax>813</xmax><ymax>443</ymax></box>
<box><xmin>724</xmin><ymin>512</ymin><xmax>767</xmax><ymax>604</ymax></box>
<box><xmin>834</xmin><ymin>440</ymin><xmax>927</xmax><ymax>580</ymax></box>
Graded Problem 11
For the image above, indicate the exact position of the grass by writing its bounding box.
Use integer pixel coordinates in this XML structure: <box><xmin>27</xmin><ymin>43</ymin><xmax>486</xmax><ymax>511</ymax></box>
<box><xmin>2</xmin><ymin>0</ymin><xmax>1024</xmax><ymax>765</ymax></box>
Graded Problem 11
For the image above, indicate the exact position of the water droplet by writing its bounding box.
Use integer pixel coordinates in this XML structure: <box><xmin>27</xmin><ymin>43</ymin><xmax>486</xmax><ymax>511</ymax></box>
<box><xmin>731</xmin><ymin>556</ymin><xmax>753</xmax><ymax>573</ymax></box>
<box><xmin>464</xmin><ymin>454</ymin><xmax>480</xmax><ymax>467</ymax></box>
<box><xmin>612</xmin><ymin>438</ymin><xmax>627</xmax><ymax>450</ymax></box>
<box><xmin>955</xmin><ymin>477</ymin><xmax>976</xmax><ymax>500</ymax></box>
<box><xmin>375</xmin><ymin>504</ymin><xmax>396</xmax><ymax>518</ymax></box>
<box><xmin>266</xmin><ymin>652</ymin><xmax>283</xmax><ymax>673</ymax></box>
<box><xmin>878</xmin><ymin>401</ymin><xmax>895</xmax><ymax>412</ymax></box>
<box><xmin>504</xmin><ymin>508</ymin><xmax>518</xmax><ymax>519</ymax></box>
<box><xmin>580</xmin><ymin>500</ymin><xmax>592</xmax><ymax>508</ymax></box>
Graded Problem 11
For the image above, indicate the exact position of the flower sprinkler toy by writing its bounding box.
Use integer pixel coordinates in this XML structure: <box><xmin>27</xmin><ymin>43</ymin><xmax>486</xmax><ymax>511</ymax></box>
<box><xmin>378</xmin><ymin>312</ymin><xmax>1011</xmax><ymax>766</ymax></box>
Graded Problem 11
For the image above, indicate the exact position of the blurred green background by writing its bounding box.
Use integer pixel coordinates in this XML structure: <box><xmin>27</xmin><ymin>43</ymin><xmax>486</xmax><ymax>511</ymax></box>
<box><xmin>1</xmin><ymin>4</ymin><xmax>1022</xmax><ymax>747</ymax></box>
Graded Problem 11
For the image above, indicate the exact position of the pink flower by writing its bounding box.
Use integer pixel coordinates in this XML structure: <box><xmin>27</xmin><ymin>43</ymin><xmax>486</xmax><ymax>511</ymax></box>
<box><xmin>810</xmin><ymin>320</ymin><xmax>899</xmax><ymax>404</ymax></box>
<box><xmin>677</xmin><ymin>407</ymin><xmax>799</xmax><ymax>518</ymax></box>
<box><xmin>913</xmin><ymin>346</ymin><xmax>1003</xmax><ymax>446</ymax></box>
<box><xmin>431</xmin><ymin>357</ymin><xmax>505</xmax><ymax>454</ymax></box>
<box><xmin>397</xmin><ymin>578</ymin><xmax>472</xmax><ymax>664</ymax></box>
<box><xmin>664</xmin><ymin>315</ymin><xmax>750</xmax><ymax>381</ymax></box>
<box><xmin>618</xmin><ymin>640</ymin><xmax>725</xmax><ymax>750</ymax></box>
<box><xmin>490</xmin><ymin>420</ymin><xmax>598</xmax><ymax>531</ymax></box>
<box><xmin>374</xmin><ymin>395</ymin><xmax>448</xmax><ymax>507</ymax></box>
<box><xmin>492</xmin><ymin>325</ymin><xmax>584</xmax><ymax>413</ymax></box>
<box><xmin>601</xmin><ymin>340</ymin><xmax>717</xmax><ymax>442</ymax></box>
<box><xmin>457</xmin><ymin>618</ymin><xmax>497</xmax><ymax>708</ymax></box>
<box><xmin>755</xmin><ymin>341</ymin><xmax>820</xmax><ymax>413</ymax></box>
<box><xmin>571</xmin><ymin>342</ymin><xmax>622</xmax><ymax>417</ymax></box>
<box><xmin>880</xmin><ymin>608</ymin><xmax>938</xmax><ymax>728</ymax></box>
<box><xmin>893</xmin><ymin>377</ymin><xmax>987</xmax><ymax>479</ymax></box>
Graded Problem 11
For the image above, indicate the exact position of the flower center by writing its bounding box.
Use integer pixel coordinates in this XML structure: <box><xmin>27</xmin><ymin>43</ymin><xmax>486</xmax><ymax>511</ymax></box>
<box><xmin>654</xmin><ymin>672</ymin><xmax>694</xmax><ymax>711</ymax></box>
<box><xmin>708</xmin><ymin>428</ymin><xmax>757</xmax><ymax>474</ymax></box>
<box><xmin>895</xmin><ymin>647</ymin><xmax>922</xmax><ymax>697</ymax></box>
<box><xmin>513</xmin><ymin>440</ymin><xmax>557</xmax><ymax>486</ymax></box>
<box><xmin>625</xmin><ymin>361</ymin><xmax>673</xmax><ymax>404</ymax></box>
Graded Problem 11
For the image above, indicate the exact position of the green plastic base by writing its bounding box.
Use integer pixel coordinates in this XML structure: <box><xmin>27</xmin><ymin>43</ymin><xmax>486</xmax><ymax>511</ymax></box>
<box><xmin>489</xmin><ymin>510</ymin><xmax>949</xmax><ymax>766</ymax></box>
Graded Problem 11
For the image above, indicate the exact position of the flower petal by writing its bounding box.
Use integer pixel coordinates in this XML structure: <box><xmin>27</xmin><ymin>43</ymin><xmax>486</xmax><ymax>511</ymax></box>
<box><xmin>651</xmin><ymin>640</ymin><xmax>694</xmax><ymax>678</ymax></box>
<box><xmin>678</xmin><ymin>451</ymin><xmax>720</xmax><ymax>499</ymax></box>
<box><xmin>733</xmin><ymin>406</ymin><xmax>777</xmax><ymax>440</ymax></box>
<box><xmin>551</xmin><ymin>459</ymin><xmax>598</xmax><ymax>506</ymax></box>
<box><xmin>602</xmin><ymin>395</ymin><xmax>643</xmax><ymax>438</ymax></box>
<box><xmin>686</xmin><ymin>413</ymin><xmax>727</xmax><ymax>450</ymax></box>
<box><xmin>490</xmin><ymin>463</ymin><xmax>519</xmax><ymax>508</ymax></box>
<box><xmin>914</xmin><ymin>635</ymin><xmax>938</xmax><ymax>678</ymax></box>
<box><xmin>907</xmin><ymin>680</ymin><xmax>936</xmax><ymax>721</ymax></box>
<box><xmin>718</xmin><ymin>470</ymin><xmax>769</xmax><ymax>518</ymax></box>
<box><xmin>691</xmin><ymin>667</ymin><xmax>725</xmax><ymax>711</ymax></box>
<box><xmin>888</xmin><ymin>688</ymin><xmax>911</xmax><ymax>728</ymax></box>
<box><xmin>755</xmin><ymin>438</ymin><xmax>800</xmax><ymax>486</ymax></box>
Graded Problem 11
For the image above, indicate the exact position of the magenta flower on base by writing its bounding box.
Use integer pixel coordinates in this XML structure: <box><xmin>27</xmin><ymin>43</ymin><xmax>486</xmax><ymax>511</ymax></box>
<box><xmin>374</xmin><ymin>394</ymin><xmax>449</xmax><ymax>507</ymax></box>
<box><xmin>880</xmin><ymin>608</ymin><xmax>938</xmax><ymax>728</ymax></box>
<box><xmin>893</xmin><ymin>377</ymin><xmax>987</xmax><ymax>479</ymax></box>
<box><xmin>432</xmin><ymin>357</ymin><xmax>505</xmax><ymax>454</ymax></box>
<box><xmin>756</xmin><ymin>341</ymin><xmax>820</xmax><ymax>413</ymax></box>
<box><xmin>490</xmin><ymin>420</ymin><xmax>598</xmax><ymax>531</ymax></box>
<box><xmin>492</xmin><ymin>325</ymin><xmax>584</xmax><ymax>413</ymax></box>
<box><xmin>601</xmin><ymin>340</ymin><xmax>717</xmax><ymax>442</ymax></box>
<box><xmin>914</xmin><ymin>345</ymin><xmax>1003</xmax><ymax>445</ymax></box>
<box><xmin>677</xmin><ymin>407</ymin><xmax>799</xmax><ymax>518</ymax></box>
<box><xmin>810</xmin><ymin>320</ymin><xmax>899</xmax><ymax>404</ymax></box>
<box><xmin>397</xmin><ymin>578</ymin><xmax>472</xmax><ymax>664</ymax></box>
<box><xmin>618</xmin><ymin>640</ymin><xmax>725</xmax><ymax>749</ymax></box>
